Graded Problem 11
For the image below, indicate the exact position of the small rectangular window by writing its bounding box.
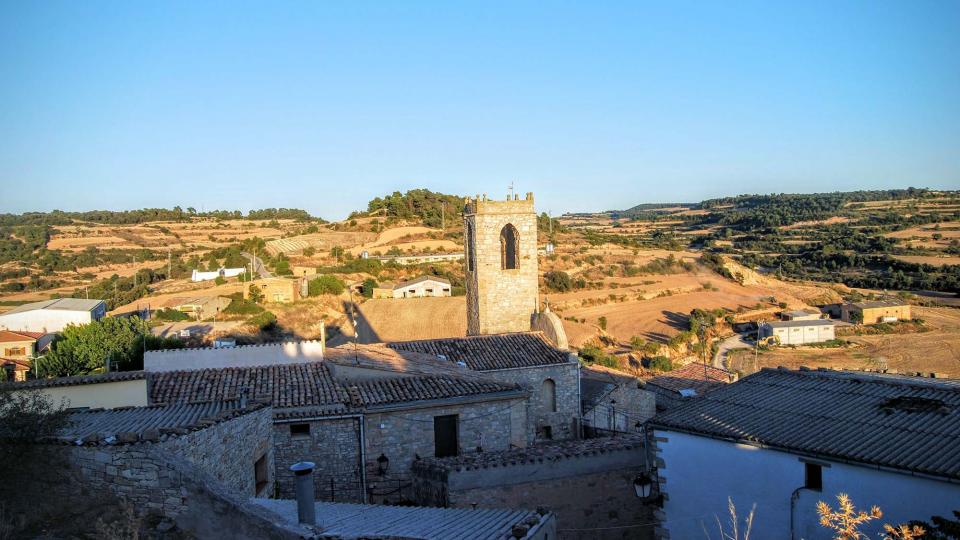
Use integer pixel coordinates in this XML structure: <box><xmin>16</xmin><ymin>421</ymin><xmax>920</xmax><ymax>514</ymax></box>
<box><xmin>255</xmin><ymin>454</ymin><xmax>268</xmax><ymax>493</ymax></box>
<box><xmin>542</xmin><ymin>425</ymin><xmax>553</xmax><ymax>440</ymax></box>
<box><xmin>805</xmin><ymin>462</ymin><xmax>822</xmax><ymax>491</ymax></box>
<box><xmin>290</xmin><ymin>423</ymin><xmax>310</xmax><ymax>437</ymax></box>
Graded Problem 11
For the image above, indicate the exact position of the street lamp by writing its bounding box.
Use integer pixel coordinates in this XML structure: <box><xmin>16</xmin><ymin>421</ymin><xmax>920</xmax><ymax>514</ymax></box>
<box><xmin>633</xmin><ymin>471</ymin><xmax>664</xmax><ymax>507</ymax></box>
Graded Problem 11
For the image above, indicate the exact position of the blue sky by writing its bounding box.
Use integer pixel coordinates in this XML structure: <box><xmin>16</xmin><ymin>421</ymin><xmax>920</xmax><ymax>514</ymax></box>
<box><xmin>1</xmin><ymin>1</ymin><xmax>958</xmax><ymax>220</ymax></box>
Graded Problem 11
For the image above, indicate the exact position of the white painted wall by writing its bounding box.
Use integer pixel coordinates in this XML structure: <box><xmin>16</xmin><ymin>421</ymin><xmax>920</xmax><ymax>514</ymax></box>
<box><xmin>0</xmin><ymin>307</ymin><xmax>104</xmax><ymax>334</ymax></box>
<box><xmin>34</xmin><ymin>379</ymin><xmax>148</xmax><ymax>409</ymax></box>
<box><xmin>145</xmin><ymin>341</ymin><xmax>325</xmax><ymax>372</ymax></box>
<box><xmin>655</xmin><ymin>430</ymin><xmax>960</xmax><ymax>540</ymax></box>
<box><xmin>393</xmin><ymin>279</ymin><xmax>452</xmax><ymax>298</ymax></box>
<box><xmin>762</xmin><ymin>324</ymin><xmax>835</xmax><ymax>345</ymax></box>
<box><xmin>191</xmin><ymin>268</ymin><xmax>245</xmax><ymax>282</ymax></box>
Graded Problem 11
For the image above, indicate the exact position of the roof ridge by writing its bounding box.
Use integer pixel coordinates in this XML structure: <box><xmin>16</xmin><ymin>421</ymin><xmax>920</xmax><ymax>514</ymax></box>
<box><xmin>759</xmin><ymin>367</ymin><xmax>960</xmax><ymax>392</ymax></box>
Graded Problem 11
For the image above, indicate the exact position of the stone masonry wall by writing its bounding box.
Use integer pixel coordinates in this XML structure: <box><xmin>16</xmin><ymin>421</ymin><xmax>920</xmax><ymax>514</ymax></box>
<box><xmin>161</xmin><ymin>405</ymin><xmax>274</xmax><ymax>498</ymax></box>
<box><xmin>273</xmin><ymin>416</ymin><xmax>363</xmax><ymax>502</ymax></box>
<box><xmin>363</xmin><ymin>397</ymin><xmax>528</xmax><ymax>503</ymax></box>
<box><xmin>465</xmin><ymin>194</ymin><xmax>539</xmax><ymax>335</ymax></box>
<box><xmin>2</xmin><ymin>407</ymin><xmax>281</xmax><ymax>536</ymax></box>
<box><xmin>412</xmin><ymin>441</ymin><xmax>652</xmax><ymax>540</ymax></box>
<box><xmin>482</xmin><ymin>362</ymin><xmax>580</xmax><ymax>443</ymax></box>
<box><xmin>451</xmin><ymin>467</ymin><xmax>653</xmax><ymax>540</ymax></box>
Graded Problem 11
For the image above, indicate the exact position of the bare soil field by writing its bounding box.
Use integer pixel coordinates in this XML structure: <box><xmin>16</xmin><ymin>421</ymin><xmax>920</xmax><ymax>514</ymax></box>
<box><xmin>892</xmin><ymin>255</ymin><xmax>960</xmax><ymax>267</ymax></box>
<box><xmin>555</xmin><ymin>272</ymin><xmax>812</xmax><ymax>347</ymax></box>
<box><xmin>731</xmin><ymin>307</ymin><xmax>960</xmax><ymax>379</ymax></box>
<box><xmin>355</xmin><ymin>296</ymin><xmax>467</xmax><ymax>343</ymax></box>
<box><xmin>885</xmin><ymin>226</ymin><xmax>960</xmax><ymax>240</ymax></box>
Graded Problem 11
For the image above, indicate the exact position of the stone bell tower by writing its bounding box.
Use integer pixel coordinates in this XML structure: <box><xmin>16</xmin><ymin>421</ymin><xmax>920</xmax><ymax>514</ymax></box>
<box><xmin>464</xmin><ymin>191</ymin><xmax>539</xmax><ymax>335</ymax></box>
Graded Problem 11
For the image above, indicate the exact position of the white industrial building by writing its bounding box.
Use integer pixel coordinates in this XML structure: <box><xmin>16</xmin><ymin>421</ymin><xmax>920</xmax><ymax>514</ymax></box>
<box><xmin>650</xmin><ymin>368</ymin><xmax>960</xmax><ymax>540</ymax></box>
<box><xmin>0</xmin><ymin>298</ymin><xmax>106</xmax><ymax>334</ymax></box>
<box><xmin>760</xmin><ymin>319</ymin><xmax>835</xmax><ymax>345</ymax></box>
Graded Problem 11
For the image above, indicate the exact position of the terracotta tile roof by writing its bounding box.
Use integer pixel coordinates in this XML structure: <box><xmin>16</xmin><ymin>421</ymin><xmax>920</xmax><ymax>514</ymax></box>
<box><xmin>651</xmin><ymin>368</ymin><xmax>960</xmax><ymax>480</ymax></box>
<box><xmin>413</xmin><ymin>435</ymin><xmax>645</xmax><ymax>473</ymax></box>
<box><xmin>0</xmin><ymin>330</ymin><xmax>44</xmax><ymax>342</ymax></box>
<box><xmin>55</xmin><ymin>399</ymin><xmax>267</xmax><ymax>445</ymax></box>
<box><xmin>388</xmin><ymin>332</ymin><xmax>572</xmax><ymax>371</ymax></box>
<box><xmin>646</xmin><ymin>362</ymin><xmax>735</xmax><ymax>412</ymax></box>
<box><xmin>646</xmin><ymin>362</ymin><xmax>734</xmax><ymax>394</ymax></box>
<box><xmin>0</xmin><ymin>370</ymin><xmax>147</xmax><ymax>390</ymax></box>
<box><xmin>148</xmin><ymin>358</ymin><xmax>525</xmax><ymax>416</ymax></box>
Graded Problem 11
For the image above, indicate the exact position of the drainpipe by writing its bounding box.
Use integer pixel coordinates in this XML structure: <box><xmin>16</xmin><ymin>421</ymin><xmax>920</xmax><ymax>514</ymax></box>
<box><xmin>358</xmin><ymin>414</ymin><xmax>368</xmax><ymax>503</ymax></box>
<box><xmin>290</xmin><ymin>462</ymin><xmax>317</xmax><ymax>526</ymax></box>
<box><xmin>789</xmin><ymin>486</ymin><xmax>805</xmax><ymax>540</ymax></box>
<box><xmin>576</xmin><ymin>358</ymin><xmax>583</xmax><ymax>438</ymax></box>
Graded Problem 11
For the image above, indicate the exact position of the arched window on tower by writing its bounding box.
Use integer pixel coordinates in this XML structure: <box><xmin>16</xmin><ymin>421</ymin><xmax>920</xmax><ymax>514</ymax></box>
<box><xmin>500</xmin><ymin>224</ymin><xmax>519</xmax><ymax>270</ymax></box>
<box><xmin>542</xmin><ymin>379</ymin><xmax>557</xmax><ymax>412</ymax></box>
<box><xmin>466</xmin><ymin>222</ymin><xmax>476</xmax><ymax>272</ymax></box>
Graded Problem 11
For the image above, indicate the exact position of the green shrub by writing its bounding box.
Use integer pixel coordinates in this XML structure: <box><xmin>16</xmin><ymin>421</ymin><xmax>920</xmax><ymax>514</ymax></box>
<box><xmin>249</xmin><ymin>311</ymin><xmax>277</xmax><ymax>330</ymax></box>
<box><xmin>224</xmin><ymin>297</ymin><xmax>264</xmax><ymax>315</ymax></box>
<box><xmin>361</xmin><ymin>278</ymin><xmax>378</xmax><ymax>298</ymax></box>
<box><xmin>578</xmin><ymin>344</ymin><xmax>619</xmax><ymax>369</ymax></box>
<box><xmin>543</xmin><ymin>271</ymin><xmax>574</xmax><ymax>292</ymax></box>
<box><xmin>154</xmin><ymin>308</ymin><xmax>190</xmax><ymax>322</ymax></box>
<box><xmin>308</xmin><ymin>275</ymin><xmax>346</xmax><ymax>296</ymax></box>
<box><xmin>598</xmin><ymin>316</ymin><xmax>608</xmax><ymax>331</ymax></box>
<box><xmin>648</xmin><ymin>356</ymin><xmax>673</xmax><ymax>371</ymax></box>
<box><xmin>214</xmin><ymin>276</ymin><xmax>226</xmax><ymax>285</ymax></box>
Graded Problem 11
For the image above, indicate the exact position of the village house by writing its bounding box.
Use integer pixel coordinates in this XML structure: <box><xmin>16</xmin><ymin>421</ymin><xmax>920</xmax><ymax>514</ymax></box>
<box><xmin>0</xmin><ymin>372</ymin><xmax>556</xmax><ymax>540</ymax></box>
<box><xmin>645</xmin><ymin>362</ymin><xmax>736</xmax><ymax>412</ymax></box>
<box><xmin>841</xmin><ymin>300</ymin><xmax>912</xmax><ymax>324</ymax></box>
<box><xmin>145</xmin><ymin>341</ymin><xmax>533</xmax><ymax>504</ymax></box>
<box><xmin>0</xmin><ymin>298</ymin><xmax>106</xmax><ymax>334</ymax></box>
<box><xmin>2</xmin><ymin>370</ymin><xmax>149</xmax><ymax>409</ymax></box>
<box><xmin>0</xmin><ymin>330</ymin><xmax>54</xmax><ymax>381</ymax></box>
<box><xmin>372</xmin><ymin>275</ymin><xmax>452</xmax><ymax>299</ymax></box>
<box><xmin>389</xmin><ymin>333</ymin><xmax>580</xmax><ymax>442</ymax></box>
<box><xmin>247</xmin><ymin>277</ymin><xmax>300</xmax><ymax>303</ymax></box>
<box><xmin>760</xmin><ymin>318</ymin><xmax>837</xmax><ymax>345</ymax></box>
<box><xmin>649</xmin><ymin>368</ymin><xmax>960</xmax><ymax>540</ymax></box>
<box><xmin>160</xmin><ymin>295</ymin><xmax>231</xmax><ymax>320</ymax></box>
<box><xmin>579</xmin><ymin>363</ymin><xmax>656</xmax><ymax>435</ymax></box>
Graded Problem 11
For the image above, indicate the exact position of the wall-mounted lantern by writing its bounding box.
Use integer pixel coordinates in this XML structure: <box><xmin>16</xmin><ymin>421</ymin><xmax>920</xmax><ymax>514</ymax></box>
<box><xmin>634</xmin><ymin>472</ymin><xmax>654</xmax><ymax>498</ymax></box>
<box><xmin>634</xmin><ymin>471</ymin><xmax>663</xmax><ymax>506</ymax></box>
<box><xmin>377</xmin><ymin>453</ymin><xmax>390</xmax><ymax>476</ymax></box>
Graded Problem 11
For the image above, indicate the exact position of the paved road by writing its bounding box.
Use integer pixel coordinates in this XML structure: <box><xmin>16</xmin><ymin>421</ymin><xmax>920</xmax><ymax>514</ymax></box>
<box><xmin>714</xmin><ymin>333</ymin><xmax>753</xmax><ymax>369</ymax></box>
<box><xmin>242</xmin><ymin>252</ymin><xmax>273</xmax><ymax>279</ymax></box>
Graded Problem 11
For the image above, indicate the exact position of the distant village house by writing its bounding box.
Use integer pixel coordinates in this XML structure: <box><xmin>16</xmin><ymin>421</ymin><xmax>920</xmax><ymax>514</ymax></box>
<box><xmin>841</xmin><ymin>300</ymin><xmax>911</xmax><ymax>324</ymax></box>
<box><xmin>373</xmin><ymin>276</ymin><xmax>452</xmax><ymax>299</ymax></box>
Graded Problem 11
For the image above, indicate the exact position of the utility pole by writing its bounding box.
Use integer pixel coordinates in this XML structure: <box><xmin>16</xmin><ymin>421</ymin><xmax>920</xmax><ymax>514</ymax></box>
<box><xmin>441</xmin><ymin>202</ymin><xmax>445</xmax><ymax>231</ymax></box>
<box><xmin>754</xmin><ymin>318</ymin><xmax>764</xmax><ymax>371</ymax></box>
<box><xmin>548</xmin><ymin>210</ymin><xmax>553</xmax><ymax>235</ymax></box>
<box><xmin>167</xmin><ymin>248</ymin><xmax>172</xmax><ymax>279</ymax></box>
<box><xmin>508</xmin><ymin>181</ymin><xmax>515</xmax><ymax>200</ymax></box>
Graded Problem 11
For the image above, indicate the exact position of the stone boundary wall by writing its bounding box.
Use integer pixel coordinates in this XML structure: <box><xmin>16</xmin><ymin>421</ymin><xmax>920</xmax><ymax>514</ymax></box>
<box><xmin>412</xmin><ymin>440</ymin><xmax>651</xmax><ymax>540</ymax></box>
<box><xmin>145</xmin><ymin>340</ymin><xmax>325</xmax><ymax>372</ymax></box>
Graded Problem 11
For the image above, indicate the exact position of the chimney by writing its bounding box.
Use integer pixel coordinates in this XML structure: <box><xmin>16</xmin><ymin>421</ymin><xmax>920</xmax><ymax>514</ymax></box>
<box><xmin>290</xmin><ymin>462</ymin><xmax>316</xmax><ymax>526</ymax></box>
